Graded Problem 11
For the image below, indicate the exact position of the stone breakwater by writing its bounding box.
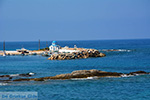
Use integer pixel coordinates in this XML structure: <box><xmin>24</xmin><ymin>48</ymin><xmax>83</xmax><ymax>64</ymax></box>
<box><xmin>48</xmin><ymin>49</ymin><xmax>106</xmax><ymax>60</ymax></box>
<box><xmin>1</xmin><ymin>69</ymin><xmax>149</xmax><ymax>82</ymax></box>
<box><xmin>0</xmin><ymin>50</ymin><xmax>44</xmax><ymax>56</ymax></box>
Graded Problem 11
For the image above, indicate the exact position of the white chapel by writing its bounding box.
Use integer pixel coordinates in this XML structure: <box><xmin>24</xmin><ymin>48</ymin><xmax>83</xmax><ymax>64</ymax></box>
<box><xmin>49</xmin><ymin>41</ymin><xmax>60</xmax><ymax>53</ymax></box>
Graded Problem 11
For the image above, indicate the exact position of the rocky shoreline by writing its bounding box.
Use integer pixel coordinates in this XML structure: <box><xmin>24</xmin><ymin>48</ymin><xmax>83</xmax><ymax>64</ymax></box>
<box><xmin>48</xmin><ymin>49</ymin><xmax>106</xmax><ymax>60</ymax></box>
<box><xmin>1</xmin><ymin>69</ymin><xmax>149</xmax><ymax>82</ymax></box>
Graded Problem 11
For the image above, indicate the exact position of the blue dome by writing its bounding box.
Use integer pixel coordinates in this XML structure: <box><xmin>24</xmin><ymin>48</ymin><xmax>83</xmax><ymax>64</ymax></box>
<box><xmin>52</xmin><ymin>41</ymin><xmax>56</xmax><ymax>43</ymax></box>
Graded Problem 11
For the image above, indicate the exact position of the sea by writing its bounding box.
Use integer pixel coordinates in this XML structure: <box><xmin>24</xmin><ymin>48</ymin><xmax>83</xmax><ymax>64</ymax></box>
<box><xmin>0</xmin><ymin>39</ymin><xmax>150</xmax><ymax>100</ymax></box>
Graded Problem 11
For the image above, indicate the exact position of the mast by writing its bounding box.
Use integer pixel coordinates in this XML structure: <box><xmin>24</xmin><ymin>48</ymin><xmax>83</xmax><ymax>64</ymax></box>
<box><xmin>46</xmin><ymin>41</ymin><xmax>48</xmax><ymax>48</ymax></box>
<box><xmin>3</xmin><ymin>41</ymin><xmax>5</xmax><ymax>52</ymax></box>
<box><xmin>3</xmin><ymin>41</ymin><xmax>6</xmax><ymax>56</ymax></box>
<box><xmin>39</xmin><ymin>39</ymin><xmax>40</xmax><ymax>50</ymax></box>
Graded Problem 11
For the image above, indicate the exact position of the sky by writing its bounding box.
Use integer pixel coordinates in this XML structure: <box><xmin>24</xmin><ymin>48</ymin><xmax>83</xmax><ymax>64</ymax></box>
<box><xmin>0</xmin><ymin>0</ymin><xmax>150</xmax><ymax>42</ymax></box>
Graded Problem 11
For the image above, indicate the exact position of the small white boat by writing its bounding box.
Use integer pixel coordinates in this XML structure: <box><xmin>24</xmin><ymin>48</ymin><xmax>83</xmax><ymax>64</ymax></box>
<box><xmin>3</xmin><ymin>53</ymin><xmax>6</xmax><ymax>57</ymax></box>
<box><xmin>16</xmin><ymin>48</ymin><xmax>29</xmax><ymax>53</ymax></box>
<box><xmin>29</xmin><ymin>52</ymin><xmax>37</xmax><ymax>55</ymax></box>
<box><xmin>42</xmin><ymin>51</ymin><xmax>51</xmax><ymax>57</ymax></box>
<box><xmin>16</xmin><ymin>48</ymin><xmax>29</xmax><ymax>56</ymax></box>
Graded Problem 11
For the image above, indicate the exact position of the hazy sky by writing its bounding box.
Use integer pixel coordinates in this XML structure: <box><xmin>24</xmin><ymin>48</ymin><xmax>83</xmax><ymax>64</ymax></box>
<box><xmin>0</xmin><ymin>0</ymin><xmax>150</xmax><ymax>41</ymax></box>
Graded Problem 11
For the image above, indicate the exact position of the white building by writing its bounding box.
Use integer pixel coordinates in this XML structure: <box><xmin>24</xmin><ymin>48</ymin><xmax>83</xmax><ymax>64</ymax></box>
<box><xmin>59</xmin><ymin>49</ymin><xmax>79</xmax><ymax>53</ymax></box>
<box><xmin>49</xmin><ymin>41</ymin><xmax>60</xmax><ymax>53</ymax></box>
<box><xmin>59</xmin><ymin>45</ymin><xmax>79</xmax><ymax>53</ymax></box>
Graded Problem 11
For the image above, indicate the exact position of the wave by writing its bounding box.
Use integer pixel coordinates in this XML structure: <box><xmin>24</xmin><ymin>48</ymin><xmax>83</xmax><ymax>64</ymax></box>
<box><xmin>99</xmin><ymin>49</ymin><xmax>131</xmax><ymax>52</ymax></box>
<box><xmin>12</xmin><ymin>72</ymin><xmax>35</xmax><ymax>77</ymax></box>
<box><xmin>0</xmin><ymin>83</ymin><xmax>8</xmax><ymax>86</ymax></box>
<box><xmin>71</xmin><ymin>73</ymin><xmax>148</xmax><ymax>80</ymax></box>
<box><xmin>10</xmin><ymin>74</ymin><xmax>20</xmax><ymax>77</ymax></box>
<box><xmin>118</xmin><ymin>49</ymin><xmax>131</xmax><ymax>52</ymax></box>
<box><xmin>121</xmin><ymin>74</ymin><xmax>134</xmax><ymax>77</ymax></box>
<box><xmin>71</xmin><ymin>76</ymin><xmax>99</xmax><ymax>80</ymax></box>
<box><xmin>0</xmin><ymin>72</ymin><xmax>35</xmax><ymax>82</ymax></box>
<box><xmin>121</xmin><ymin>73</ymin><xmax>149</xmax><ymax>78</ymax></box>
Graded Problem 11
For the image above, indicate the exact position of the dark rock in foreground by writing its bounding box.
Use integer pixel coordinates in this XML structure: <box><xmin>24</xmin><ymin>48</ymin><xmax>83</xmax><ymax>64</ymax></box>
<box><xmin>12</xmin><ymin>69</ymin><xmax>150</xmax><ymax>82</ymax></box>
<box><xmin>47</xmin><ymin>70</ymin><xmax>121</xmax><ymax>80</ymax></box>
<box><xmin>0</xmin><ymin>72</ymin><xmax>35</xmax><ymax>82</ymax></box>
<box><xmin>128</xmin><ymin>71</ymin><xmax>148</xmax><ymax>75</ymax></box>
<box><xmin>0</xmin><ymin>72</ymin><xmax>35</xmax><ymax>78</ymax></box>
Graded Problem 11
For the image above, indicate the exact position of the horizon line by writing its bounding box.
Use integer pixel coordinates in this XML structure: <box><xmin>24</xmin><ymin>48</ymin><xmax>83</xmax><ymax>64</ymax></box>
<box><xmin>0</xmin><ymin>38</ymin><xmax>150</xmax><ymax>42</ymax></box>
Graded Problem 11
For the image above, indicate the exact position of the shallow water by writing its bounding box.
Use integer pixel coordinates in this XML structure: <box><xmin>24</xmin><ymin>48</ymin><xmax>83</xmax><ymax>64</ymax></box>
<box><xmin>0</xmin><ymin>39</ymin><xmax>150</xmax><ymax>100</ymax></box>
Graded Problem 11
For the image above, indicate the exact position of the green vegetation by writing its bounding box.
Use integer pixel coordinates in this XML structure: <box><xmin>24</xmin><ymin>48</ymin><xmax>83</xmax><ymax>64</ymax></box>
<box><xmin>39</xmin><ymin>47</ymin><xmax>49</xmax><ymax>50</ymax></box>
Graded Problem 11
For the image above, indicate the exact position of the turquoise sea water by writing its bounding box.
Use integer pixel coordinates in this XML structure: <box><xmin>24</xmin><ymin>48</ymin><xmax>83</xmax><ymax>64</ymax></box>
<box><xmin>0</xmin><ymin>39</ymin><xmax>150</xmax><ymax>100</ymax></box>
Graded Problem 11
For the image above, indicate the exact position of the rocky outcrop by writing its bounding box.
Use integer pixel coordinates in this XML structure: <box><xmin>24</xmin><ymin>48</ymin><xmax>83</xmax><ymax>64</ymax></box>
<box><xmin>12</xmin><ymin>69</ymin><xmax>121</xmax><ymax>81</ymax></box>
<box><xmin>128</xmin><ymin>71</ymin><xmax>148</xmax><ymax>75</ymax></box>
<box><xmin>48</xmin><ymin>69</ymin><xmax>121</xmax><ymax>79</ymax></box>
<box><xmin>10</xmin><ymin>70</ymin><xmax>150</xmax><ymax>82</ymax></box>
<box><xmin>48</xmin><ymin>49</ymin><xmax>106</xmax><ymax>60</ymax></box>
<box><xmin>0</xmin><ymin>73</ymin><xmax>35</xmax><ymax>82</ymax></box>
<box><xmin>0</xmin><ymin>72</ymin><xmax>35</xmax><ymax>78</ymax></box>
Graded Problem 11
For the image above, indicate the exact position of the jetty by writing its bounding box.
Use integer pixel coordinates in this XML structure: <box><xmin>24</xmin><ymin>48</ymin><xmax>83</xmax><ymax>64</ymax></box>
<box><xmin>48</xmin><ymin>48</ymin><xmax>106</xmax><ymax>60</ymax></box>
<box><xmin>0</xmin><ymin>41</ymin><xmax>106</xmax><ymax>60</ymax></box>
<box><xmin>47</xmin><ymin>41</ymin><xmax>106</xmax><ymax>60</ymax></box>
<box><xmin>0</xmin><ymin>50</ymin><xmax>45</xmax><ymax>56</ymax></box>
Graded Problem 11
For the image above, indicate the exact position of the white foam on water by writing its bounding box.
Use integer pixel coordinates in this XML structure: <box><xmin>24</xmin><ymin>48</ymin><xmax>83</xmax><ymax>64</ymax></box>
<box><xmin>127</xmin><ymin>50</ymin><xmax>131</xmax><ymax>52</ymax></box>
<box><xmin>99</xmin><ymin>49</ymin><xmax>131</xmax><ymax>52</ymax></box>
<box><xmin>0</xmin><ymin>83</ymin><xmax>7</xmax><ymax>86</ymax></box>
<box><xmin>121</xmin><ymin>74</ymin><xmax>134</xmax><ymax>77</ymax></box>
<box><xmin>3</xmin><ymin>72</ymin><xmax>35</xmax><ymax>78</ymax></box>
<box><xmin>118</xmin><ymin>49</ymin><xmax>131</xmax><ymax>52</ymax></box>
<box><xmin>134</xmin><ymin>74</ymin><xmax>147</xmax><ymax>76</ymax></box>
<box><xmin>121</xmin><ymin>74</ymin><xmax>128</xmax><ymax>77</ymax></box>
<box><xmin>87</xmin><ymin>77</ymin><xmax>94</xmax><ymax>79</ymax></box>
<box><xmin>87</xmin><ymin>76</ymin><xmax>98</xmax><ymax>79</ymax></box>
<box><xmin>9</xmin><ymin>74</ymin><xmax>19</xmax><ymax>77</ymax></box>
<box><xmin>119</xmin><ymin>49</ymin><xmax>131</xmax><ymax>52</ymax></box>
<box><xmin>29</xmin><ymin>72</ymin><xmax>35</xmax><ymax>76</ymax></box>
<box><xmin>70</xmin><ymin>78</ymin><xmax>87</xmax><ymax>80</ymax></box>
<box><xmin>71</xmin><ymin>76</ymin><xmax>98</xmax><ymax>80</ymax></box>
